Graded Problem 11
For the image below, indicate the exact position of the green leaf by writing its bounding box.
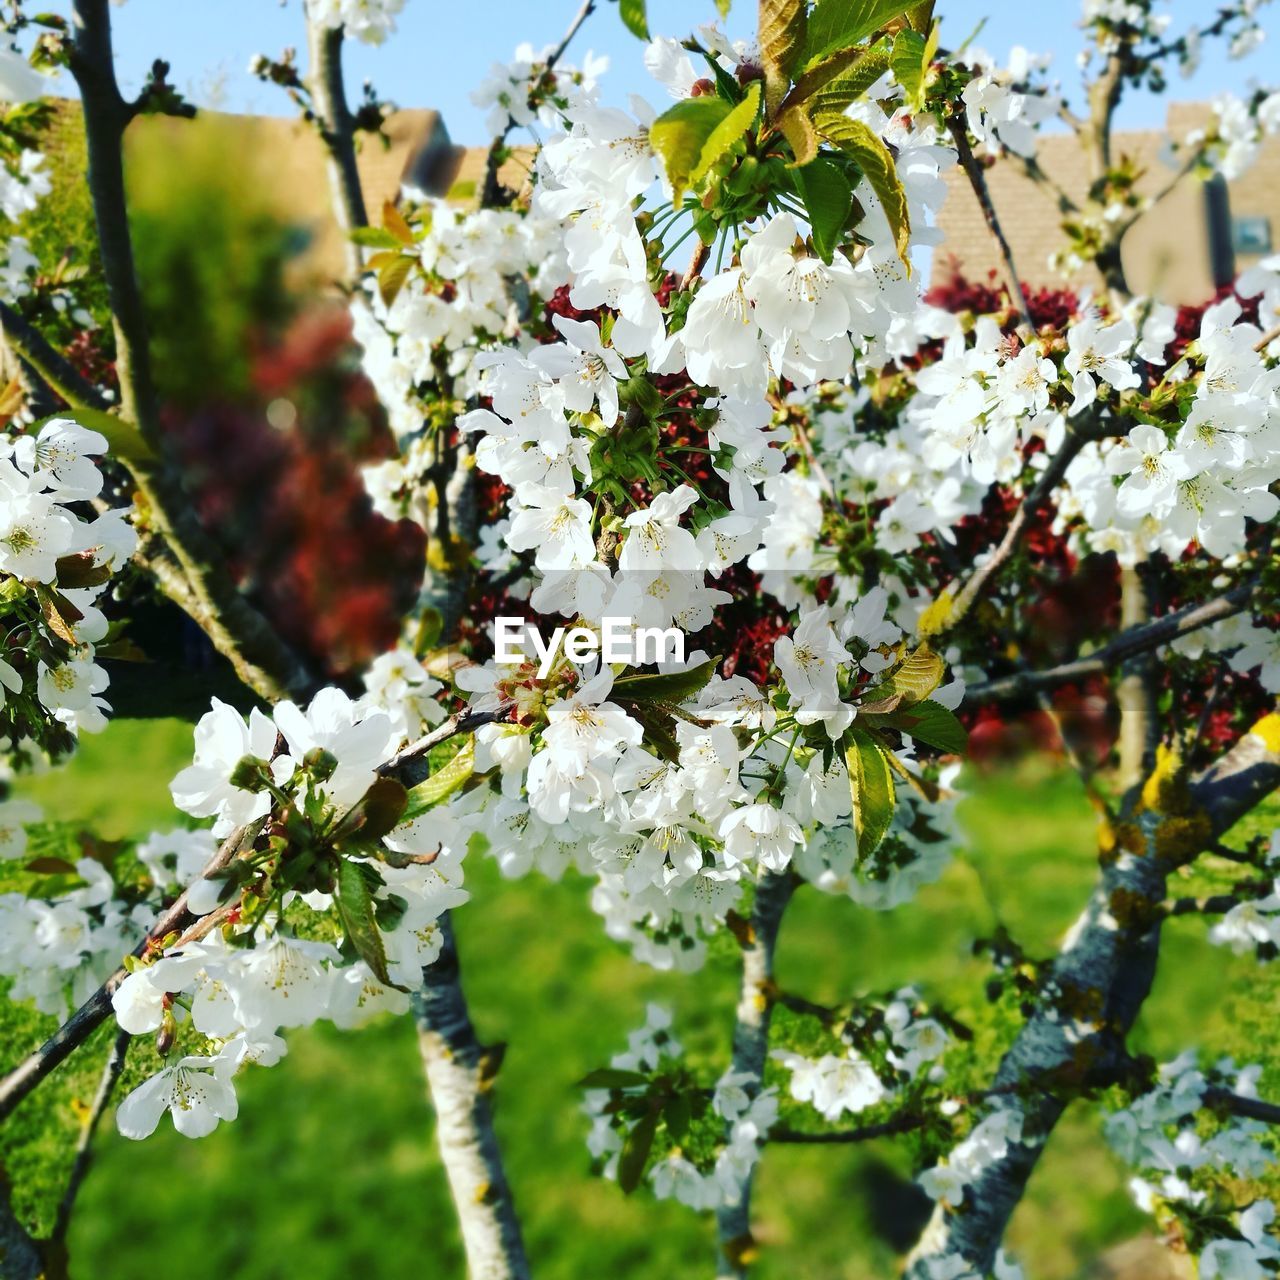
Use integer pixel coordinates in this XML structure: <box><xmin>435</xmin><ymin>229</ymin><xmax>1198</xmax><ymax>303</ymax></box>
<box><xmin>690</xmin><ymin>81</ymin><xmax>762</xmax><ymax>185</ymax></box>
<box><xmin>578</xmin><ymin>1068</ymin><xmax>650</xmax><ymax>1090</ymax></box>
<box><xmin>908</xmin><ymin>1</ymin><xmax>935</xmax><ymax>33</ymax></box>
<box><xmin>804</xmin><ymin>0</ymin><xmax>910</xmax><ymax>66</ymax></box>
<box><xmin>618</xmin><ymin>1110</ymin><xmax>659</xmax><ymax>1194</ymax></box>
<box><xmin>664</xmin><ymin>1091</ymin><xmax>693</xmax><ymax>1141</ymax></box>
<box><xmin>612</xmin><ymin>656</ymin><xmax>720</xmax><ymax>706</ymax></box>
<box><xmin>806</xmin><ymin>45</ymin><xmax>891</xmax><ymax>119</ymax></box>
<box><xmin>336</xmin><ymin>857</ymin><xmax>398</xmax><ymax>988</ymax></box>
<box><xmin>716</xmin><ymin>0</ymin><xmax>733</xmax><ymax>14</ymax></box>
<box><xmin>814</xmin><ymin>113</ymin><xmax>912</xmax><ymax>264</ymax></box>
<box><xmin>402</xmin><ymin>737</ymin><xmax>475</xmax><ymax>823</ymax></box>
<box><xmin>844</xmin><ymin>727</ymin><xmax>896</xmax><ymax>863</ymax></box>
<box><xmin>891</xmin><ymin>27</ymin><xmax>927</xmax><ymax>108</ymax></box>
<box><xmin>649</xmin><ymin>96</ymin><xmax>734</xmax><ymax>200</ymax></box>
<box><xmin>777</xmin><ymin>104</ymin><xmax>820</xmax><ymax>166</ymax></box>
<box><xmin>784</xmin><ymin>42</ymin><xmax>876</xmax><ymax>112</ymax></box>
<box><xmin>617</xmin><ymin>701</ymin><xmax>682</xmax><ymax>763</ymax></box>
<box><xmin>350</xmin><ymin>225</ymin><xmax>401</xmax><ymax>250</ymax></box>
<box><xmin>884</xmin><ymin>699</ymin><xmax>967</xmax><ymax>755</ymax></box>
<box><xmin>793</xmin><ymin>156</ymin><xmax>853</xmax><ymax>262</ymax></box>
<box><xmin>874</xmin><ymin>646</ymin><xmax>944</xmax><ymax>705</ymax></box>
<box><xmin>32</xmin><ymin>408</ymin><xmax>154</xmax><ymax>463</ymax></box>
<box><xmin>619</xmin><ymin>0</ymin><xmax>649</xmax><ymax>39</ymax></box>
<box><xmin>759</xmin><ymin>0</ymin><xmax>808</xmax><ymax>113</ymax></box>
<box><xmin>375</xmin><ymin>252</ymin><xmax>415</xmax><ymax>307</ymax></box>
<box><xmin>332</xmin><ymin>776</ymin><xmax>409</xmax><ymax>843</ymax></box>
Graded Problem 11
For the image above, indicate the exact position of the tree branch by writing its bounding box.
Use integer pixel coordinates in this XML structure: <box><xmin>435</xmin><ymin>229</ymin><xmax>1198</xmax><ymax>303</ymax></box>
<box><xmin>377</xmin><ymin>701</ymin><xmax>514</xmax><ymax>776</ymax></box>
<box><xmin>0</xmin><ymin>1175</ymin><xmax>42</xmax><ymax>1280</ymax></box>
<box><xmin>48</xmin><ymin>1029</ymin><xmax>131</xmax><ymax>1248</ymax></box>
<box><xmin>943</xmin><ymin>418</ymin><xmax>1101</xmax><ymax>631</ymax></box>
<box><xmin>0</xmin><ymin>821</ymin><xmax>256</xmax><ymax>1125</ymax></box>
<box><xmin>413</xmin><ymin>914</ymin><xmax>531</xmax><ymax>1280</ymax></box>
<box><xmin>305</xmin><ymin>14</ymin><xmax>368</xmax><ymax>282</ymax></box>
<box><xmin>965</xmin><ymin>583</ymin><xmax>1257</xmax><ymax>703</ymax></box>
<box><xmin>715</xmin><ymin>868</ymin><xmax>796</xmax><ymax>1280</ymax></box>
<box><xmin>904</xmin><ymin>720</ymin><xmax>1280</xmax><ymax>1277</ymax></box>
<box><xmin>945</xmin><ymin>114</ymin><xmax>1034</xmax><ymax>334</ymax></box>
<box><xmin>62</xmin><ymin>0</ymin><xmax>318</xmax><ymax>704</ymax></box>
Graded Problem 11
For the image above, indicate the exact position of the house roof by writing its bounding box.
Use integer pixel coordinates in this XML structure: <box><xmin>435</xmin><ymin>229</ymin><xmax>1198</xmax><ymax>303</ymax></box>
<box><xmin>934</xmin><ymin>102</ymin><xmax>1280</xmax><ymax>303</ymax></box>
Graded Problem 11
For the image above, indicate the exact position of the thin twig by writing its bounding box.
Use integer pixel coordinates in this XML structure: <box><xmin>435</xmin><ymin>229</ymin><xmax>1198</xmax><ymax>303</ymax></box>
<box><xmin>480</xmin><ymin>0</ymin><xmax>596</xmax><ymax>207</ymax></box>
<box><xmin>965</xmin><ymin>583</ymin><xmax>1257</xmax><ymax>703</ymax></box>
<box><xmin>377</xmin><ymin>701</ymin><xmax>515</xmax><ymax>776</ymax></box>
<box><xmin>0</xmin><ymin>822</ymin><xmax>256</xmax><ymax>1124</ymax></box>
<box><xmin>943</xmin><ymin>419</ymin><xmax>1100</xmax><ymax>631</ymax></box>
<box><xmin>945</xmin><ymin>114</ymin><xmax>1034</xmax><ymax>334</ymax></box>
<box><xmin>49</xmin><ymin>1028</ymin><xmax>131</xmax><ymax>1247</ymax></box>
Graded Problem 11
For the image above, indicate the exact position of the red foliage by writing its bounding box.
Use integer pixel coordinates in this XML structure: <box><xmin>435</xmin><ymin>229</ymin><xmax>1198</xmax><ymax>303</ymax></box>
<box><xmin>166</xmin><ymin>305</ymin><xmax>424</xmax><ymax>677</ymax></box>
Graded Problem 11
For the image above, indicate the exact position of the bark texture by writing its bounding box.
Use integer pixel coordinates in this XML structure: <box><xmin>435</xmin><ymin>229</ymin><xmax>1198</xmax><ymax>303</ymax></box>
<box><xmin>413</xmin><ymin>916</ymin><xmax>530</xmax><ymax>1280</ymax></box>
<box><xmin>715</xmin><ymin>869</ymin><xmax>796</xmax><ymax>1279</ymax></box>
<box><xmin>905</xmin><ymin>723</ymin><xmax>1280</xmax><ymax>1277</ymax></box>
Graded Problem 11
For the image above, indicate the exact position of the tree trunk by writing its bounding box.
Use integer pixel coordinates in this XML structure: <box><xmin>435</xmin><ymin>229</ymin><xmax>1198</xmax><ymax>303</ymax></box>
<box><xmin>715</xmin><ymin>869</ymin><xmax>796</xmax><ymax>1279</ymax></box>
<box><xmin>413</xmin><ymin>915</ymin><xmax>531</xmax><ymax>1280</ymax></box>
<box><xmin>905</xmin><ymin>723</ymin><xmax>1280</xmax><ymax>1276</ymax></box>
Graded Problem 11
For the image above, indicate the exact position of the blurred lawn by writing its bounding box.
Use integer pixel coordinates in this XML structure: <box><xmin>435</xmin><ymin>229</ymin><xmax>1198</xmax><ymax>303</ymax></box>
<box><xmin>3</xmin><ymin>719</ymin><xmax>1278</xmax><ymax>1280</ymax></box>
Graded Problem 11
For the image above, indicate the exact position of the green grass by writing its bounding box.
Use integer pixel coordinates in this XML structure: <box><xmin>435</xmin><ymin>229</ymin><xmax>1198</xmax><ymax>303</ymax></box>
<box><xmin>2</xmin><ymin>723</ymin><xmax>1277</xmax><ymax>1279</ymax></box>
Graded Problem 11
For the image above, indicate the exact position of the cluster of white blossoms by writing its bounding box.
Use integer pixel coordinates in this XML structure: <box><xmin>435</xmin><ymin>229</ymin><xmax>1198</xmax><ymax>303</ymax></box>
<box><xmin>1060</xmin><ymin>295</ymin><xmax>1280</xmax><ymax>567</ymax></box>
<box><xmin>353</xmin><ymin>196</ymin><xmax>570</xmax><ymax>523</ymax></box>
<box><xmin>306</xmin><ymin>0</ymin><xmax>405</xmax><ymax>45</ymax></box>
<box><xmin>101</xmin><ymin>681</ymin><xmax>468</xmax><ymax>1139</ymax></box>
<box><xmin>774</xmin><ymin>991</ymin><xmax>949</xmax><ymax>1123</ymax></box>
<box><xmin>1196</xmin><ymin>88</ymin><xmax>1280</xmax><ymax>181</ymax></box>
<box><xmin>1104</xmin><ymin>1053</ymin><xmax>1280</xmax><ymax>1278</ymax></box>
<box><xmin>0</xmin><ymin>847</ymin><xmax>151</xmax><ymax>1018</ymax></box>
<box><xmin>471</xmin><ymin>41</ymin><xmax>609</xmax><ymax>139</ymax></box>
<box><xmin>0</xmin><ymin>417</ymin><xmax>136</xmax><ymax>748</ymax></box>
<box><xmin>0</xmin><ymin>149</ymin><xmax>50</xmax><ymax>222</ymax></box>
<box><xmin>958</xmin><ymin>47</ymin><xmax>1059</xmax><ymax>160</ymax></box>
<box><xmin>583</xmin><ymin>1003</ymin><xmax>780</xmax><ymax>1212</ymax></box>
<box><xmin>916</xmin><ymin>1104</ymin><xmax>1025</xmax><ymax>1209</ymax></box>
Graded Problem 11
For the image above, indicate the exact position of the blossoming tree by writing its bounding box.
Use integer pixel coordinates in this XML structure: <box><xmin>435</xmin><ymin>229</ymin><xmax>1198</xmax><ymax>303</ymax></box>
<box><xmin>1</xmin><ymin>0</ymin><xmax>1280</xmax><ymax>1278</ymax></box>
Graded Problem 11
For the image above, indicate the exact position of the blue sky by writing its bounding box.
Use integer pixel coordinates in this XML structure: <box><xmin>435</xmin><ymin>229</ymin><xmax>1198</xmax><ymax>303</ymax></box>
<box><xmin>40</xmin><ymin>0</ymin><xmax>1273</xmax><ymax>143</ymax></box>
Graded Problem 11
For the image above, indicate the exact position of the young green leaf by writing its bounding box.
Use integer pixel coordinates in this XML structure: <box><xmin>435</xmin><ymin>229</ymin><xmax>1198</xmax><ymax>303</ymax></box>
<box><xmin>336</xmin><ymin>857</ymin><xmax>398</xmax><ymax>988</ymax></box>
<box><xmin>612</xmin><ymin>656</ymin><xmax>720</xmax><ymax>705</ymax></box>
<box><xmin>874</xmin><ymin>646</ymin><xmax>944</xmax><ymax>705</ymax></box>
<box><xmin>814</xmin><ymin>113</ymin><xmax>912</xmax><ymax>264</ymax></box>
<box><xmin>690</xmin><ymin>81</ymin><xmax>762</xmax><ymax>185</ymax></box>
<box><xmin>891</xmin><ymin>27</ymin><xmax>927</xmax><ymax>108</ymax></box>
<box><xmin>649</xmin><ymin>96</ymin><xmax>734</xmax><ymax>200</ymax></box>
<box><xmin>759</xmin><ymin>0</ymin><xmax>808</xmax><ymax>113</ymax></box>
<box><xmin>804</xmin><ymin>0</ymin><xmax>910</xmax><ymax>66</ymax></box>
<box><xmin>618</xmin><ymin>1109</ymin><xmax>660</xmax><ymax>1194</ymax></box>
<box><xmin>777</xmin><ymin>104</ymin><xmax>820</xmax><ymax>165</ymax></box>
<box><xmin>805</xmin><ymin>45</ymin><xmax>891</xmax><ymax>119</ymax></box>
<box><xmin>793</xmin><ymin>156</ymin><xmax>854</xmax><ymax>262</ymax></box>
<box><xmin>402</xmin><ymin>736</ymin><xmax>476</xmax><ymax>822</ymax></box>
<box><xmin>619</xmin><ymin>0</ymin><xmax>650</xmax><ymax>40</ymax></box>
<box><xmin>883</xmin><ymin>699</ymin><xmax>968</xmax><ymax>755</ymax></box>
<box><xmin>349</xmin><ymin>225</ymin><xmax>403</xmax><ymax>250</ymax></box>
<box><xmin>844</xmin><ymin>727</ymin><xmax>896</xmax><ymax>862</ymax></box>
